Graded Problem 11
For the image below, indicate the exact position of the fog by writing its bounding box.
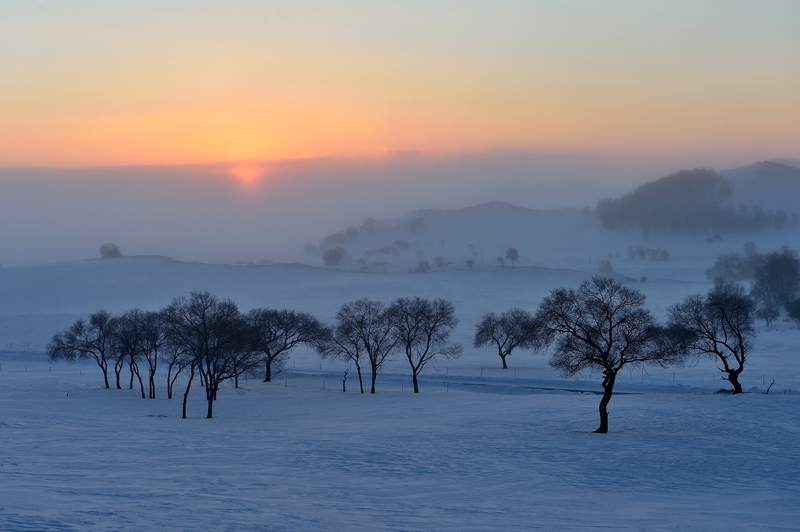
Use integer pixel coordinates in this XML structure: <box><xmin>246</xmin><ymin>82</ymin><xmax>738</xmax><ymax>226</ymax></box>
<box><xmin>0</xmin><ymin>150</ymin><xmax>767</xmax><ymax>267</ymax></box>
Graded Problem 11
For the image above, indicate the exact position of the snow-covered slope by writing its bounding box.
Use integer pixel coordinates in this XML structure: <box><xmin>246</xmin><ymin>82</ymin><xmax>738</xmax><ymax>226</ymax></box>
<box><xmin>721</xmin><ymin>161</ymin><xmax>800</xmax><ymax>212</ymax></box>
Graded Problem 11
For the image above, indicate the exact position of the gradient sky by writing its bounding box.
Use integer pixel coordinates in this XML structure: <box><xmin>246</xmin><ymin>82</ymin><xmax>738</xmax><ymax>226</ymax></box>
<box><xmin>2</xmin><ymin>0</ymin><xmax>799</xmax><ymax>168</ymax></box>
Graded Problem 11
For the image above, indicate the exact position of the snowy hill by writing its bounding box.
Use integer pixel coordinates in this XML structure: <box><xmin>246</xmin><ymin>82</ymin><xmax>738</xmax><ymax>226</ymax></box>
<box><xmin>721</xmin><ymin>161</ymin><xmax>800</xmax><ymax>212</ymax></box>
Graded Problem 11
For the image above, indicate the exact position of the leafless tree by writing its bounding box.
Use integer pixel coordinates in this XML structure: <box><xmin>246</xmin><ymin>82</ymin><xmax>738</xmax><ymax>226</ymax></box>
<box><xmin>47</xmin><ymin>310</ymin><xmax>114</xmax><ymax>388</ymax></box>
<box><xmin>110</xmin><ymin>310</ymin><xmax>147</xmax><ymax>398</ymax></box>
<box><xmin>388</xmin><ymin>297</ymin><xmax>462</xmax><ymax>393</ymax></box>
<box><xmin>247</xmin><ymin>308</ymin><xmax>329</xmax><ymax>382</ymax></box>
<box><xmin>318</xmin><ymin>320</ymin><xmax>367</xmax><ymax>394</ymax></box>
<box><xmin>474</xmin><ymin>308</ymin><xmax>538</xmax><ymax>369</ymax></box>
<box><xmin>668</xmin><ymin>281</ymin><xmax>755</xmax><ymax>394</ymax></box>
<box><xmin>135</xmin><ymin>310</ymin><xmax>168</xmax><ymax>399</ymax></box>
<box><xmin>164</xmin><ymin>292</ymin><xmax>259</xmax><ymax>418</ymax></box>
<box><xmin>536</xmin><ymin>277</ymin><xmax>679</xmax><ymax>433</ymax></box>
<box><xmin>320</xmin><ymin>299</ymin><xmax>396</xmax><ymax>394</ymax></box>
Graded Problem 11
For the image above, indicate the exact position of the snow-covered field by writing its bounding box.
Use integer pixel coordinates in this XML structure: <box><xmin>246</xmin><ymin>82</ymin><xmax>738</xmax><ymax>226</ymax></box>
<box><xmin>1</xmin><ymin>252</ymin><xmax>800</xmax><ymax>530</ymax></box>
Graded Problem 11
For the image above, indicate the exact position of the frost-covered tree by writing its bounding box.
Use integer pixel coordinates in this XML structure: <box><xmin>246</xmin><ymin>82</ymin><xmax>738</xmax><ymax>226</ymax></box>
<box><xmin>667</xmin><ymin>281</ymin><xmax>755</xmax><ymax>394</ymax></box>
<box><xmin>247</xmin><ymin>308</ymin><xmax>329</xmax><ymax>382</ymax></box>
<box><xmin>536</xmin><ymin>277</ymin><xmax>679</xmax><ymax>433</ymax></box>
<box><xmin>388</xmin><ymin>297</ymin><xmax>461</xmax><ymax>393</ymax></box>
<box><xmin>47</xmin><ymin>310</ymin><xmax>114</xmax><ymax>388</ymax></box>
<box><xmin>474</xmin><ymin>308</ymin><xmax>538</xmax><ymax>369</ymax></box>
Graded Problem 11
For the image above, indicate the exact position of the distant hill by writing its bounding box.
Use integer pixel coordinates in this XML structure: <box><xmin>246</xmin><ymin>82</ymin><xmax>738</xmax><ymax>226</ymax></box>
<box><xmin>596</xmin><ymin>165</ymin><xmax>800</xmax><ymax>236</ymax></box>
<box><xmin>721</xmin><ymin>161</ymin><xmax>800</xmax><ymax>213</ymax></box>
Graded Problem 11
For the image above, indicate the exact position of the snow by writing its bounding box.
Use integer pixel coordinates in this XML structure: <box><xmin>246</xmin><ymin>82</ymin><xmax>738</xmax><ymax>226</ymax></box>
<box><xmin>1</xmin><ymin>249</ymin><xmax>800</xmax><ymax>530</ymax></box>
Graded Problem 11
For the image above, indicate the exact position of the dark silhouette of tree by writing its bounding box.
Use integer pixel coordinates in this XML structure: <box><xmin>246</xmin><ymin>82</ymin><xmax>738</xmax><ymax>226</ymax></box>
<box><xmin>787</xmin><ymin>298</ymin><xmax>800</xmax><ymax>328</ymax></box>
<box><xmin>100</xmin><ymin>243</ymin><xmax>122</xmax><ymax>259</ymax></box>
<box><xmin>159</xmin><ymin>330</ymin><xmax>191</xmax><ymax>399</ymax></box>
<box><xmin>164</xmin><ymin>292</ymin><xmax>258</xmax><ymax>418</ymax></box>
<box><xmin>134</xmin><ymin>310</ymin><xmax>167</xmax><ymax>399</ymax></box>
<box><xmin>535</xmin><ymin>277</ymin><xmax>678</xmax><ymax>433</ymax></box>
<box><xmin>415</xmin><ymin>261</ymin><xmax>431</xmax><ymax>273</ymax></box>
<box><xmin>110</xmin><ymin>310</ymin><xmax>147</xmax><ymax>398</ymax></box>
<box><xmin>505</xmin><ymin>248</ymin><xmax>519</xmax><ymax>268</ymax></box>
<box><xmin>750</xmin><ymin>247</ymin><xmax>800</xmax><ymax>324</ymax></box>
<box><xmin>474</xmin><ymin>308</ymin><xmax>538</xmax><ymax>369</ymax></box>
<box><xmin>320</xmin><ymin>299</ymin><xmax>396</xmax><ymax>394</ymax></box>
<box><xmin>497</xmin><ymin>257</ymin><xmax>504</xmax><ymax>267</ymax></box>
<box><xmin>388</xmin><ymin>297</ymin><xmax>461</xmax><ymax>393</ymax></box>
<box><xmin>47</xmin><ymin>310</ymin><xmax>114</xmax><ymax>388</ymax></box>
<box><xmin>247</xmin><ymin>308</ymin><xmax>329</xmax><ymax>382</ymax></box>
<box><xmin>667</xmin><ymin>281</ymin><xmax>755</xmax><ymax>394</ymax></box>
<box><xmin>465</xmin><ymin>259</ymin><xmax>474</xmax><ymax>271</ymax></box>
<box><xmin>598</xmin><ymin>259</ymin><xmax>613</xmax><ymax>274</ymax></box>
<box><xmin>323</xmin><ymin>247</ymin><xmax>345</xmax><ymax>266</ymax></box>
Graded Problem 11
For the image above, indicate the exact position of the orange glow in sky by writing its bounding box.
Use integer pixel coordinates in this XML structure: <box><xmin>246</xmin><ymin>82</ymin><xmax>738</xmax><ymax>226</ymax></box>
<box><xmin>1</xmin><ymin>1</ymin><xmax>797</xmax><ymax>168</ymax></box>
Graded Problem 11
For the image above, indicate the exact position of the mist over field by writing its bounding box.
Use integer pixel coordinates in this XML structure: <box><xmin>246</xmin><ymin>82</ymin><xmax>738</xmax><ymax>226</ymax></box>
<box><xmin>0</xmin><ymin>151</ymin><xmax>757</xmax><ymax>267</ymax></box>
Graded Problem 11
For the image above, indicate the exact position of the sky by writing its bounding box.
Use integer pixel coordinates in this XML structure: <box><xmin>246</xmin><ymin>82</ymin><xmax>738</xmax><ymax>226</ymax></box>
<box><xmin>1</xmin><ymin>0</ymin><xmax>798</xmax><ymax>168</ymax></box>
<box><xmin>1</xmin><ymin>1</ymin><xmax>799</xmax><ymax>266</ymax></box>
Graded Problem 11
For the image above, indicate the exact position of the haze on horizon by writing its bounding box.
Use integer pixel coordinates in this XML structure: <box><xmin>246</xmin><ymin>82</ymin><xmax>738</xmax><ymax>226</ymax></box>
<box><xmin>0</xmin><ymin>1</ymin><xmax>798</xmax><ymax>266</ymax></box>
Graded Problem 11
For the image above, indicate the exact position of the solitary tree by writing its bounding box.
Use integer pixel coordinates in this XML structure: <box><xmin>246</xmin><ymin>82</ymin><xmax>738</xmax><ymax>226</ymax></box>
<box><xmin>505</xmin><ymin>248</ymin><xmax>520</xmax><ymax>268</ymax></box>
<box><xmin>323</xmin><ymin>247</ymin><xmax>346</xmax><ymax>266</ymax></box>
<box><xmin>535</xmin><ymin>276</ymin><xmax>680</xmax><ymax>433</ymax></box>
<box><xmin>100</xmin><ymin>243</ymin><xmax>122</xmax><ymax>259</ymax></box>
<box><xmin>474</xmin><ymin>308</ymin><xmax>537</xmax><ymax>369</ymax></box>
<box><xmin>247</xmin><ymin>308</ymin><xmax>329</xmax><ymax>382</ymax></box>
<box><xmin>388</xmin><ymin>297</ymin><xmax>462</xmax><ymax>393</ymax></box>
<box><xmin>667</xmin><ymin>281</ymin><xmax>755</xmax><ymax>394</ymax></box>
<box><xmin>47</xmin><ymin>310</ymin><xmax>114</xmax><ymax>388</ymax></box>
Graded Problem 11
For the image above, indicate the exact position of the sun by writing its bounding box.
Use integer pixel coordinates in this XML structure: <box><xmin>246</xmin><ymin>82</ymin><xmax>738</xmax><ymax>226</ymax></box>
<box><xmin>228</xmin><ymin>164</ymin><xmax>267</xmax><ymax>188</ymax></box>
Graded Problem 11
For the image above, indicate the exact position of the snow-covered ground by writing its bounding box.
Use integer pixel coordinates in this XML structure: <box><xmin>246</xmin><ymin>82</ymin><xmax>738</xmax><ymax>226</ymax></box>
<box><xmin>1</xmin><ymin>250</ymin><xmax>800</xmax><ymax>530</ymax></box>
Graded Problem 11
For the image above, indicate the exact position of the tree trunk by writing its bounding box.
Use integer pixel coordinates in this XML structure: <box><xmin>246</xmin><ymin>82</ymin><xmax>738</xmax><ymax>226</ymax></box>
<box><xmin>264</xmin><ymin>359</ymin><xmax>272</xmax><ymax>382</ymax></box>
<box><xmin>149</xmin><ymin>370</ymin><xmax>156</xmax><ymax>399</ymax></box>
<box><xmin>206</xmin><ymin>383</ymin><xmax>217</xmax><ymax>419</ymax></box>
<box><xmin>412</xmin><ymin>371</ymin><xmax>420</xmax><ymax>393</ymax></box>
<box><xmin>727</xmin><ymin>369</ymin><xmax>744</xmax><ymax>394</ymax></box>
<box><xmin>135</xmin><ymin>369</ymin><xmax>145</xmax><ymax>399</ymax></box>
<box><xmin>114</xmin><ymin>359</ymin><xmax>124</xmax><ymax>389</ymax></box>
<box><xmin>128</xmin><ymin>361</ymin><xmax>135</xmax><ymax>390</ymax></box>
<box><xmin>500</xmin><ymin>354</ymin><xmax>508</xmax><ymax>369</ymax></box>
<box><xmin>356</xmin><ymin>366</ymin><xmax>364</xmax><ymax>394</ymax></box>
<box><xmin>370</xmin><ymin>368</ymin><xmax>377</xmax><ymax>394</ymax></box>
<box><xmin>594</xmin><ymin>370</ymin><xmax>616</xmax><ymax>434</ymax></box>
<box><xmin>100</xmin><ymin>359</ymin><xmax>110</xmax><ymax>389</ymax></box>
<box><xmin>182</xmin><ymin>365</ymin><xmax>195</xmax><ymax>419</ymax></box>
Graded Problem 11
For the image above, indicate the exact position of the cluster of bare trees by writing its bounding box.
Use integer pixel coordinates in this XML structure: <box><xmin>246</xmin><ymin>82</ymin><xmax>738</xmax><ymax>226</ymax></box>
<box><xmin>48</xmin><ymin>275</ymin><xmax>761</xmax><ymax>432</ymax></box>
<box><xmin>47</xmin><ymin>293</ymin><xmax>462</xmax><ymax>417</ymax></box>
<box><xmin>47</xmin><ymin>292</ymin><xmax>328</xmax><ymax>419</ymax></box>
<box><xmin>474</xmin><ymin>276</ymin><xmax>758</xmax><ymax>433</ymax></box>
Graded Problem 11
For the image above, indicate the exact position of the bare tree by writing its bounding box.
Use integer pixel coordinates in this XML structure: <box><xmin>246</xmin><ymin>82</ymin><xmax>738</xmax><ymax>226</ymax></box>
<box><xmin>136</xmin><ymin>310</ymin><xmax>167</xmax><ymax>399</ymax></box>
<box><xmin>465</xmin><ymin>259</ymin><xmax>474</xmax><ymax>271</ymax></box>
<box><xmin>322</xmin><ymin>299</ymin><xmax>396</xmax><ymax>394</ymax></box>
<box><xmin>159</xmin><ymin>330</ymin><xmax>191</xmax><ymax>400</ymax></box>
<box><xmin>110</xmin><ymin>311</ymin><xmax>147</xmax><ymax>398</ymax></box>
<box><xmin>164</xmin><ymin>292</ymin><xmax>259</xmax><ymax>418</ymax></box>
<box><xmin>318</xmin><ymin>321</ymin><xmax>367</xmax><ymax>394</ymax></box>
<box><xmin>388</xmin><ymin>297</ymin><xmax>461</xmax><ymax>393</ymax></box>
<box><xmin>535</xmin><ymin>277</ymin><xmax>679</xmax><ymax>433</ymax></box>
<box><xmin>47</xmin><ymin>310</ymin><xmax>114</xmax><ymax>388</ymax></box>
<box><xmin>505</xmin><ymin>248</ymin><xmax>519</xmax><ymax>268</ymax></box>
<box><xmin>474</xmin><ymin>308</ymin><xmax>537</xmax><ymax>369</ymax></box>
<box><xmin>667</xmin><ymin>281</ymin><xmax>755</xmax><ymax>394</ymax></box>
<box><xmin>247</xmin><ymin>308</ymin><xmax>329</xmax><ymax>382</ymax></box>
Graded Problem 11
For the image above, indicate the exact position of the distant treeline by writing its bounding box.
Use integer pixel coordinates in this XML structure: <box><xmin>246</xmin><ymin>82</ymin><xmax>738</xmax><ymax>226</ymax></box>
<box><xmin>596</xmin><ymin>169</ymin><xmax>798</xmax><ymax>236</ymax></box>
